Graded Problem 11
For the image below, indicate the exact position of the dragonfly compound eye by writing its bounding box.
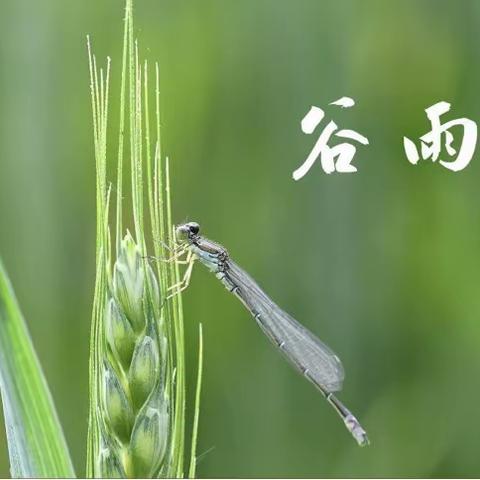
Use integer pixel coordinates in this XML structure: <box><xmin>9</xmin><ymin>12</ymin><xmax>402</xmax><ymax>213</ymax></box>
<box><xmin>188</xmin><ymin>222</ymin><xmax>200</xmax><ymax>235</ymax></box>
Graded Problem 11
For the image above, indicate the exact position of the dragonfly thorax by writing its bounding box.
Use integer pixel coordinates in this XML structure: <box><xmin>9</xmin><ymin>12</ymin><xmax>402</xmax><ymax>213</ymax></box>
<box><xmin>189</xmin><ymin>237</ymin><xmax>229</xmax><ymax>274</ymax></box>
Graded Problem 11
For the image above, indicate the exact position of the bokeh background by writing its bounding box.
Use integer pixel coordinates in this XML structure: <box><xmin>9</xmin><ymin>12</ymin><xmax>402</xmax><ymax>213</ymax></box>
<box><xmin>1</xmin><ymin>0</ymin><xmax>480</xmax><ymax>477</ymax></box>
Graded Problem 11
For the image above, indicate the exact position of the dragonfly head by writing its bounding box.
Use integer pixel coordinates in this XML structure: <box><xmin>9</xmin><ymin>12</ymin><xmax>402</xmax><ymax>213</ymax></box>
<box><xmin>176</xmin><ymin>222</ymin><xmax>200</xmax><ymax>241</ymax></box>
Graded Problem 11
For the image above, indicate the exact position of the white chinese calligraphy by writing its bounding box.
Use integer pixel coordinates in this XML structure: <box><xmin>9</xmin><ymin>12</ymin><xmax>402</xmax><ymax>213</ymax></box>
<box><xmin>403</xmin><ymin>101</ymin><xmax>477</xmax><ymax>172</ymax></box>
<box><xmin>293</xmin><ymin>97</ymin><xmax>369</xmax><ymax>180</ymax></box>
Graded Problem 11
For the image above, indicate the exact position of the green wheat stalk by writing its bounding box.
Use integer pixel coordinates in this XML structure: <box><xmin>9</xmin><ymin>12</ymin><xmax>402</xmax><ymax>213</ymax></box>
<box><xmin>85</xmin><ymin>1</ymin><xmax>203</xmax><ymax>477</ymax></box>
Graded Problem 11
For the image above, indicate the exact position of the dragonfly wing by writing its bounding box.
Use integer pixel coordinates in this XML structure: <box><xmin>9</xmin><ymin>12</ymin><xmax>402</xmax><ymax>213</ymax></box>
<box><xmin>227</xmin><ymin>261</ymin><xmax>345</xmax><ymax>392</ymax></box>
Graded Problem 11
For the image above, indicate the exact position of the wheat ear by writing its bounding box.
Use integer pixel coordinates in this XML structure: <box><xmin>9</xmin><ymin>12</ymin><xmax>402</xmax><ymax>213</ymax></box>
<box><xmin>95</xmin><ymin>232</ymin><xmax>169</xmax><ymax>478</ymax></box>
<box><xmin>87</xmin><ymin>1</ymin><xmax>203</xmax><ymax>477</ymax></box>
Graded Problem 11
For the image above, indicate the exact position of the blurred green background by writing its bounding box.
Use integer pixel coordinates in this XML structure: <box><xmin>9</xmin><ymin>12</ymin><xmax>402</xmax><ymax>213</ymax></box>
<box><xmin>1</xmin><ymin>0</ymin><xmax>480</xmax><ymax>477</ymax></box>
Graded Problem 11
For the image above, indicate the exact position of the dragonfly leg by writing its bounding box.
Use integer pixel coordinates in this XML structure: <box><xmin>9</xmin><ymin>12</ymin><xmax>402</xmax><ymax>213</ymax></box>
<box><xmin>153</xmin><ymin>230</ymin><xmax>186</xmax><ymax>257</ymax></box>
<box><xmin>166</xmin><ymin>252</ymin><xmax>195</xmax><ymax>299</ymax></box>
<box><xmin>153</xmin><ymin>238</ymin><xmax>184</xmax><ymax>253</ymax></box>
<box><xmin>143</xmin><ymin>246</ymin><xmax>190</xmax><ymax>264</ymax></box>
<box><xmin>143</xmin><ymin>255</ymin><xmax>161</xmax><ymax>264</ymax></box>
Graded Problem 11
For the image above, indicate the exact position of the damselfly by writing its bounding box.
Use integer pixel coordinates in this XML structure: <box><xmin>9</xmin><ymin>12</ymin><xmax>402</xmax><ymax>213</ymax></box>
<box><xmin>173</xmin><ymin>221</ymin><xmax>369</xmax><ymax>446</ymax></box>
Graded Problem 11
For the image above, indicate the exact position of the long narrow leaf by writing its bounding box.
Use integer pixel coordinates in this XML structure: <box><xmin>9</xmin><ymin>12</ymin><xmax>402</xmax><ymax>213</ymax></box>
<box><xmin>0</xmin><ymin>259</ymin><xmax>75</xmax><ymax>478</ymax></box>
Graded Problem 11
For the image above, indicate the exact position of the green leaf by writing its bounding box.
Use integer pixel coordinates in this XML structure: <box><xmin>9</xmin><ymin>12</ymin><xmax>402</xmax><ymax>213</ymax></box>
<box><xmin>0</xmin><ymin>259</ymin><xmax>75</xmax><ymax>478</ymax></box>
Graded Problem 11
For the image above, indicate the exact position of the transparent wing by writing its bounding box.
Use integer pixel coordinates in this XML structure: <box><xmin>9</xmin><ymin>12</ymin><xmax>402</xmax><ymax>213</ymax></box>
<box><xmin>226</xmin><ymin>261</ymin><xmax>345</xmax><ymax>392</ymax></box>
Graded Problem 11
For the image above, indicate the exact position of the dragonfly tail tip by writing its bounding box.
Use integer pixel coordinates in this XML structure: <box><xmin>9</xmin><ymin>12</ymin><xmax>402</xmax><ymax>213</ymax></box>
<box><xmin>344</xmin><ymin>413</ymin><xmax>369</xmax><ymax>447</ymax></box>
